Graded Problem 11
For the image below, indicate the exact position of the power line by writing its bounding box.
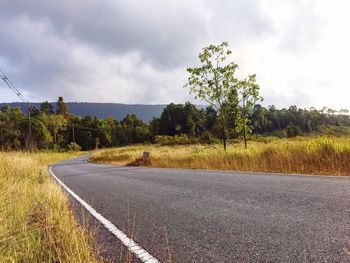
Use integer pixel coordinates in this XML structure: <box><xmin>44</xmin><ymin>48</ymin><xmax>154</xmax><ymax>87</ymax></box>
<box><xmin>67</xmin><ymin>123</ymin><xmax>99</xmax><ymax>144</ymax></box>
<box><xmin>1</xmin><ymin>72</ymin><xmax>102</xmax><ymax>148</ymax></box>
<box><xmin>0</xmin><ymin>70</ymin><xmax>32</xmax><ymax>153</ymax></box>
<box><xmin>0</xmin><ymin>70</ymin><xmax>29</xmax><ymax>103</ymax></box>
<box><xmin>68</xmin><ymin>123</ymin><xmax>99</xmax><ymax>131</ymax></box>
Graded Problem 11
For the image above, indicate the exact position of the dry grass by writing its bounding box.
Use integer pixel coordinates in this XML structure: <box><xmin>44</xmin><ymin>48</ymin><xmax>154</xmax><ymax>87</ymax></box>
<box><xmin>92</xmin><ymin>136</ymin><xmax>350</xmax><ymax>176</ymax></box>
<box><xmin>0</xmin><ymin>151</ymin><xmax>101</xmax><ymax>262</ymax></box>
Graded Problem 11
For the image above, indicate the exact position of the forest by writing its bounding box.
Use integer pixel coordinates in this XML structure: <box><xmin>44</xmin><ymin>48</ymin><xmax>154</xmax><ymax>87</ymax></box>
<box><xmin>1</xmin><ymin>96</ymin><xmax>349</xmax><ymax>151</ymax></box>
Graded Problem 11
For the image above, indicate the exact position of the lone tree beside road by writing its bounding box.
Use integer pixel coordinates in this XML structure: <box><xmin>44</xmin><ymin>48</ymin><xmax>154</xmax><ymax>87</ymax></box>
<box><xmin>185</xmin><ymin>42</ymin><xmax>262</xmax><ymax>150</ymax></box>
<box><xmin>185</xmin><ymin>42</ymin><xmax>239</xmax><ymax>150</ymax></box>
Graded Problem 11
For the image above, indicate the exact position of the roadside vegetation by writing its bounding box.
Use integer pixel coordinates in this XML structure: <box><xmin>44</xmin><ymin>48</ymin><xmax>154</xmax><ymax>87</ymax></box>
<box><xmin>0</xmin><ymin>151</ymin><xmax>100</xmax><ymax>262</ymax></box>
<box><xmin>92</xmin><ymin>136</ymin><xmax>350</xmax><ymax>176</ymax></box>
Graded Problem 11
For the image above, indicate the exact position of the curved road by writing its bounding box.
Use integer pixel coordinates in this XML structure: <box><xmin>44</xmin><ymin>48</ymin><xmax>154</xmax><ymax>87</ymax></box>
<box><xmin>51</xmin><ymin>156</ymin><xmax>350</xmax><ymax>262</ymax></box>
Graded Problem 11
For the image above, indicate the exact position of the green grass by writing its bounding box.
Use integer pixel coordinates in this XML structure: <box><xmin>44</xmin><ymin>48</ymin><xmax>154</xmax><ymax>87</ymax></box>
<box><xmin>0</xmin><ymin>151</ymin><xmax>101</xmax><ymax>262</ymax></box>
<box><xmin>92</xmin><ymin>136</ymin><xmax>350</xmax><ymax>176</ymax></box>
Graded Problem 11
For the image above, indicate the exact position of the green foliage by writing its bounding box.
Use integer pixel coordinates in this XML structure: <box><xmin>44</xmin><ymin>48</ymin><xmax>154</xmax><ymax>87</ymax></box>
<box><xmin>286</xmin><ymin>124</ymin><xmax>302</xmax><ymax>137</ymax></box>
<box><xmin>185</xmin><ymin>42</ymin><xmax>262</xmax><ymax>149</ymax></box>
<box><xmin>157</xmin><ymin>102</ymin><xmax>204</xmax><ymax>137</ymax></box>
<box><xmin>237</xmin><ymin>74</ymin><xmax>262</xmax><ymax>148</ymax></box>
<box><xmin>19</xmin><ymin>117</ymin><xmax>53</xmax><ymax>149</ymax></box>
<box><xmin>185</xmin><ymin>42</ymin><xmax>238</xmax><ymax>110</ymax></box>
<box><xmin>38</xmin><ymin>114</ymin><xmax>67</xmax><ymax>145</ymax></box>
<box><xmin>0</xmin><ymin>105</ymin><xmax>24</xmax><ymax>150</ymax></box>
<box><xmin>316</xmin><ymin>125</ymin><xmax>350</xmax><ymax>136</ymax></box>
<box><xmin>40</xmin><ymin>101</ymin><xmax>54</xmax><ymax>115</ymax></box>
<box><xmin>118</xmin><ymin>114</ymin><xmax>150</xmax><ymax>144</ymax></box>
<box><xmin>74</xmin><ymin>116</ymin><xmax>113</xmax><ymax>150</ymax></box>
<box><xmin>56</xmin><ymin>96</ymin><xmax>68</xmax><ymax>117</ymax></box>
<box><xmin>66</xmin><ymin>142</ymin><xmax>82</xmax><ymax>152</ymax></box>
<box><xmin>268</xmin><ymin>130</ymin><xmax>287</xmax><ymax>138</ymax></box>
<box><xmin>185</xmin><ymin>42</ymin><xmax>239</xmax><ymax>150</ymax></box>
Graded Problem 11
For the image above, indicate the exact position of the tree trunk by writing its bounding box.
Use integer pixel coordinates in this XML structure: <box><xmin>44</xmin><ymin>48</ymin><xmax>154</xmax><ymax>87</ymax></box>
<box><xmin>54</xmin><ymin>131</ymin><xmax>57</xmax><ymax>145</ymax></box>
<box><xmin>220</xmin><ymin>108</ymin><xmax>227</xmax><ymax>151</ymax></box>
<box><xmin>243</xmin><ymin>121</ymin><xmax>247</xmax><ymax>149</ymax></box>
<box><xmin>223</xmin><ymin>123</ymin><xmax>227</xmax><ymax>150</ymax></box>
<box><xmin>242</xmin><ymin>100</ymin><xmax>247</xmax><ymax>149</ymax></box>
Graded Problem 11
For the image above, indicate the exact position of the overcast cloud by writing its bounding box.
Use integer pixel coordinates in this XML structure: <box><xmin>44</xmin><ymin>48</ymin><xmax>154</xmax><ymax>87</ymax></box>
<box><xmin>0</xmin><ymin>0</ymin><xmax>349</xmax><ymax>109</ymax></box>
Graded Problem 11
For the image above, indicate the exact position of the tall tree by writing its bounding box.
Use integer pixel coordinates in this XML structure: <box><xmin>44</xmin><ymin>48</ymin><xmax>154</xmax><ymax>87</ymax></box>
<box><xmin>185</xmin><ymin>42</ymin><xmax>239</xmax><ymax>150</ymax></box>
<box><xmin>238</xmin><ymin>74</ymin><xmax>262</xmax><ymax>148</ymax></box>
<box><xmin>0</xmin><ymin>105</ymin><xmax>24</xmax><ymax>150</ymax></box>
<box><xmin>159</xmin><ymin>103</ymin><xmax>186</xmax><ymax>136</ymax></box>
<box><xmin>39</xmin><ymin>114</ymin><xmax>67</xmax><ymax>145</ymax></box>
<box><xmin>251</xmin><ymin>104</ymin><xmax>269</xmax><ymax>134</ymax></box>
<box><xmin>204</xmin><ymin>106</ymin><xmax>218</xmax><ymax>132</ymax></box>
<box><xmin>19</xmin><ymin>118</ymin><xmax>52</xmax><ymax>149</ymax></box>
<box><xmin>40</xmin><ymin>101</ymin><xmax>54</xmax><ymax>115</ymax></box>
<box><xmin>183</xmin><ymin>102</ymin><xmax>203</xmax><ymax>137</ymax></box>
<box><xmin>149</xmin><ymin>117</ymin><xmax>161</xmax><ymax>141</ymax></box>
<box><xmin>119</xmin><ymin>114</ymin><xmax>150</xmax><ymax>144</ymax></box>
<box><xmin>56</xmin><ymin>97</ymin><xmax>68</xmax><ymax>118</ymax></box>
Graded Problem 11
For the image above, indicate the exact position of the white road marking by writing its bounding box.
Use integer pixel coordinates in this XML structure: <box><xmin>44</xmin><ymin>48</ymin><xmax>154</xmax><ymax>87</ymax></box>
<box><xmin>48</xmin><ymin>165</ymin><xmax>160</xmax><ymax>263</ymax></box>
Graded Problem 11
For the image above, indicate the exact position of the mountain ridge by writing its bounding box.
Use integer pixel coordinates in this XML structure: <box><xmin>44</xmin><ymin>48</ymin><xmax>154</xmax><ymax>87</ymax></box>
<box><xmin>0</xmin><ymin>102</ymin><xmax>169</xmax><ymax>122</ymax></box>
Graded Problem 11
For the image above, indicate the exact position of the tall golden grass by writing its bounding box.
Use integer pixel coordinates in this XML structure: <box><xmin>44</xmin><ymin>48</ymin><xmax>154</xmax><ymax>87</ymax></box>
<box><xmin>92</xmin><ymin>137</ymin><xmax>350</xmax><ymax>176</ymax></box>
<box><xmin>0</xmin><ymin>152</ymin><xmax>100</xmax><ymax>262</ymax></box>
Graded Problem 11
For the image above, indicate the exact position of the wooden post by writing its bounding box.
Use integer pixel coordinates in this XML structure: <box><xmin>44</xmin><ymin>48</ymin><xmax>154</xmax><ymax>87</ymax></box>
<box><xmin>143</xmin><ymin>151</ymin><xmax>150</xmax><ymax>162</ymax></box>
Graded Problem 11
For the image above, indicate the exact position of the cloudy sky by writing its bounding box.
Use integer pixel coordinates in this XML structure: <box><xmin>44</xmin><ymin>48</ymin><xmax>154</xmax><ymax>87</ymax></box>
<box><xmin>0</xmin><ymin>0</ymin><xmax>349</xmax><ymax>109</ymax></box>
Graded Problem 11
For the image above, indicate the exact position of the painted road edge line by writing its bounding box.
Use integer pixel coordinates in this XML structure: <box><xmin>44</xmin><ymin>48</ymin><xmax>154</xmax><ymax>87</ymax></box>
<box><xmin>48</xmin><ymin>165</ymin><xmax>160</xmax><ymax>263</ymax></box>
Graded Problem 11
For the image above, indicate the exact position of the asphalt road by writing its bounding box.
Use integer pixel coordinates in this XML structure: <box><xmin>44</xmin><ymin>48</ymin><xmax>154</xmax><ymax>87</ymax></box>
<box><xmin>51</xmin><ymin>156</ymin><xmax>350</xmax><ymax>262</ymax></box>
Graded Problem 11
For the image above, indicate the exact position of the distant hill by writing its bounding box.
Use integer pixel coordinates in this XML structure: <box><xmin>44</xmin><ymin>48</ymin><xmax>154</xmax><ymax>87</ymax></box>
<box><xmin>0</xmin><ymin>102</ymin><xmax>168</xmax><ymax>122</ymax></box>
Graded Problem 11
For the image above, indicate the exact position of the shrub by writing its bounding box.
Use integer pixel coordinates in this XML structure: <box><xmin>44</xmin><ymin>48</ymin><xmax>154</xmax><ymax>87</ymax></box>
<box><xmin>155</xmin><ymin>135</ymin><xmax>197</xmax><ymax>145</ymax></box>
<box><xmin>52</xmin><ymin>144</ymin><xmax>64</xmax><ymax>152</ymax></box>
<box><xmin>198</xmin><ymin>131</ymin><xmax>222</xmax><ymax>144</ymax></box>
<box><xmin>286</xmin><ymin>125</ymin><xmax>302</xmax><ymax>137</ymax></box>
<box><xmin>250</xmin><ymin>135</ymin><xmax>278</xmax><ymax>144</ymax></box>
<box><xmin>268</xmin><ymin>130</ymin><xmax>287</xmax><ymax>138</ymax></box>
<box><xmin>66</xmin><ymin>142</ymin><xmax>82</xmax><ymax>152</ymax></box>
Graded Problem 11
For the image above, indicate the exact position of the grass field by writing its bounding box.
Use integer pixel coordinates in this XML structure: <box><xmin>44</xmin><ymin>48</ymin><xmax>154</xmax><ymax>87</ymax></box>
<box><xmin>92</xmin><ymin>136</ymin><xmax>350</xmax><ymax>176</ymax></box>
<box><xmin>0</xmin><ymin>151</ymin><xmax>100</xmax><ymax>262</ymax></box>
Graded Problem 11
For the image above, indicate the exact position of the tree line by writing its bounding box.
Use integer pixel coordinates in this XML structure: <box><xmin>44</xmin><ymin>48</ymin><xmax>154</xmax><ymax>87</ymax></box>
<box><xmin>0</xmin><ymin>96</ymin><xmax>349</xmax><ymax>151</ymax></box>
